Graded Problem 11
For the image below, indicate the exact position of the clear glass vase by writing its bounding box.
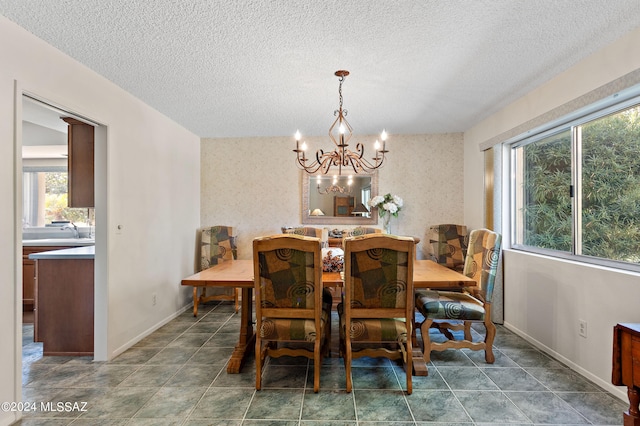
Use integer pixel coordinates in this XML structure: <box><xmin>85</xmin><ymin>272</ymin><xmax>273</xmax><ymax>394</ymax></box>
<box><xmin>382</xmin><ymin>214</ymin><xmax>391</xmax><ymax>234</ymax></box>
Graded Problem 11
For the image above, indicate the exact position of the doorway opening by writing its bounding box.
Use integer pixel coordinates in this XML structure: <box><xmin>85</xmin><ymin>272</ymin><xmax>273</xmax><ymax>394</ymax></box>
<box><xmin>19</xmin><ymin>94</ymin><xmax>107</xmax><ymax>363</ymax></box>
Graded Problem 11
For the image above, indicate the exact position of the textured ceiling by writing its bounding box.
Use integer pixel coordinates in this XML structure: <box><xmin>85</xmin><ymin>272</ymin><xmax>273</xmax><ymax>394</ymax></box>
<box><xmin>2</xmin><ymin>1</ymin><xmax>640</xmax><ymax>138</ymax></box>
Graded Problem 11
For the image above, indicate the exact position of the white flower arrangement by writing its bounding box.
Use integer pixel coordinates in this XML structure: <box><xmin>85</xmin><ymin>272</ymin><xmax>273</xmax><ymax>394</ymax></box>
<box><xmin>368</xmin><ymin>193</ymin><xmax>403</xmax><ymax>218</ymax></box>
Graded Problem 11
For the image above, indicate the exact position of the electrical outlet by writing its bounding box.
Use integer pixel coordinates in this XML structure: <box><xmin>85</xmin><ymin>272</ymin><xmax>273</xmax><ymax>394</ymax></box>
<box><xmin>579</xmin><ymin>319</ymin><xmax>587</xmax><ymax>338</ymax></box>
<box><xmin>152</xmin><ymin>293</ymin><xmax>157</xmax><ymax>306</ymax></box>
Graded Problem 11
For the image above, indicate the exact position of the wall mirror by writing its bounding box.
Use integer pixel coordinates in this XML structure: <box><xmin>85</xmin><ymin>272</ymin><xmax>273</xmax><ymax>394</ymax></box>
<box><xmin>302</xmin><ymin>172</ymin><xmax>378</xmax><ymax>225</ymax></box>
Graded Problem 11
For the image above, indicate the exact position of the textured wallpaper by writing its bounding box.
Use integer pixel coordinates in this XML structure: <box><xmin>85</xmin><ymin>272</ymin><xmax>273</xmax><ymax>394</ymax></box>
<box><xmin>201</xmin><ymin>133</ymin><xmax>464</xmax><ymax>260</ymax></box>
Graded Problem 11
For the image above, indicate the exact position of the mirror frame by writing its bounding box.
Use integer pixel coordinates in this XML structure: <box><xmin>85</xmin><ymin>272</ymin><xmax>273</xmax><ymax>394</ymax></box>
<box><xmin>301</xmin><ymin>171</ymin><xmax>379</xmax><ymax>225</ymax></box>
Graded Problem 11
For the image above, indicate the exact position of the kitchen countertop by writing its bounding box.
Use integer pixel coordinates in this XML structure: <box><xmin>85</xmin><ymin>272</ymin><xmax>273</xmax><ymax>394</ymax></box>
<box><xmin>23</xmin><ymin>238</ymin><xmax>95</xmax><ymax>247</ymax></box>
<box><xmin>28</xmin><ymin>245</ymin><xmax>95</xmax><ymax>260</ymax></box>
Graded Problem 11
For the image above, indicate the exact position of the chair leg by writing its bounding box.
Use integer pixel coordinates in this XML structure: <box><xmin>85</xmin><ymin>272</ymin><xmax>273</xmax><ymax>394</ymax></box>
<box><xmin>345</xmin><ymin>339</ymin><xmax>353</xmax><ymax>393</ymax></box>
<box><xmin>464</xmin><ymin>321</ymin><xmax>472</xmax><ymax>341</ymax></box>
<box><xmin>255</xmin><ymin>336</ymin><xmax>262</xmax><ymax>390</ymax></box>
<box><xmin>484</xmin><ymin>318</ymin><xmax>496</xmax><ymax>363</ymax></box>
<box><xmin>313</xmin><ymin>339</ymin><xmax>321</xmax><ymax>393</ymax></box>
<box><xmin>405</xmin><ymin>326</ymin><xmax>413</xmax><ymax>395</ymax></box>
<box><xmin>324</xmin><ymin>319</ymin><xmax>331</xmax><ymax>357</ymax></box>
<box><xmin>234</xmin><ymin>288</ymin><xmax>239</xmax><ymax>314</ymax></box>
<box><xmin>420</xmin><ymin>318</ymin><xmax>434</xmax><ymax>364</ymax></box>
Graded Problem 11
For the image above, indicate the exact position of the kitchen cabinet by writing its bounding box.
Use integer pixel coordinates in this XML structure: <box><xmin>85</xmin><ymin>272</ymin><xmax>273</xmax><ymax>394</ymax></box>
<box><xmin>333</xmin><ymin>196</ymin><xmax>354</xmax><ymax>216</ymax></box>
<box><xmin>62</xmin><ymin>117</ymin><xmax>94</xmax><ymax>207</ymax></box>
<box><xmin>22</xmin><ymin>245</ymin><xmax>71</xmax><ymax>312</ymax></box>
<box><xmin>31</xmin><ymin>247</ymin><xmax>94</xmax><ymax>356</ymax></box>
<box><xmin>613</xmin><ymin>323</ymin><xmax>640</xmax><ymax>426</ymax></box>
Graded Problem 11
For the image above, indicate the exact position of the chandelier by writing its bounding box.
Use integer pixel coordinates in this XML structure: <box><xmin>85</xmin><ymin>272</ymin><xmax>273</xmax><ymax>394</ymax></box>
<box><xmin>317</xmin><ymin>175</ymin><xmax>352</xmax><ymax>194</ymax></box>
<box><xmin>294</xmin><ymin>70</ymin><xmax>388</xmax><ymax>175</ymax></box>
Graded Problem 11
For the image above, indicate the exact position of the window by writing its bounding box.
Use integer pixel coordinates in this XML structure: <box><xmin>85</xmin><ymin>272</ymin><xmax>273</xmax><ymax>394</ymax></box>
<box><xmin>361</xmin><ymin>185</ymin><xmax>372</xmax><ymax>218</ymax></box>
<box><xmin>23</xmin><ymin>167</ymin><xmax>92</xmax><ymax>227</ymax></box>
<box><xmin>512</xmin><ymin>101</ymin><xmax>640</xmax><ymax>269</ymax></box>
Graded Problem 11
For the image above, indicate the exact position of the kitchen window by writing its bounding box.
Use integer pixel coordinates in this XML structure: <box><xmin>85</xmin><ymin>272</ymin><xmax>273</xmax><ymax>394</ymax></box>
<box><xmin>23</xmin><ymin>166</ymin><xmax>93</xmax><ymax>228</ymax></box>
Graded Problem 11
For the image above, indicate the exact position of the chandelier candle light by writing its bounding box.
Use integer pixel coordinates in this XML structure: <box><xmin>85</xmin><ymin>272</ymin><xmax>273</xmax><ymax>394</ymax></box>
<box><xmin>294</xmin><ymin>70</ymin><xmax>389</xmax><ymax>175</ymax></box>
<box><xmin>317</xmin><ymin>175</ymin><xmax>353</xmax><ymax>194</ymax></box>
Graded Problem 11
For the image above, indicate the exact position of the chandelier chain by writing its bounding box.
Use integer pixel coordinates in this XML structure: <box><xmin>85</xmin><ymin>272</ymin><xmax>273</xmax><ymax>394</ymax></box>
<box><xmin>335</xmin><ymin>74</ymin><xmax>347</xmax><ymax>117</ymax></box>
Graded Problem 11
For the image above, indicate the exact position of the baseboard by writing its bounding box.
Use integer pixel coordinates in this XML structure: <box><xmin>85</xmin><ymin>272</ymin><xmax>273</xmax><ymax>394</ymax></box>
<box><xmin>503</xmin><ymin>321</ymin><xmax>627</xmax><ymax>402</ymax></box>
<box><xmin>110</xmin><ymin>303</ymin><xmax>192</xmax><ymax>360</ymax></box>
<box><xmin>0</xmin><ymin>411</ymin><xmax>18</xmax><ymax>426</ymax></box>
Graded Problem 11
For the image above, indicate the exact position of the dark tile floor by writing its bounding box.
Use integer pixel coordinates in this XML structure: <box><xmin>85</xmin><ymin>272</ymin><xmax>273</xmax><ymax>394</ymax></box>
<box><xmin>19</xmin><ymin>302</ymin><xmax>626</xmax><ymax>425</ymax></box>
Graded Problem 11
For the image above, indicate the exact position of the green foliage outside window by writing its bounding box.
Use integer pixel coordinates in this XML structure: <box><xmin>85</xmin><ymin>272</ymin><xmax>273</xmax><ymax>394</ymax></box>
<box><xmin>581</xmin><ymin>108</ymin><xmax>640</xmax><ymax>262</ymax></box>
<box><xmin>44</xmin><ymin>172</ymin><xmax>90</xmax><ymax>224</ymax></box>
<box><xmin>519</xmin><ymin>106</ymin><xmax>640</xmax><ymax>264</ymax></box>
<box><xmin>522</xmin><ymin>130</ymin><xmax>572</xmax><ymax>252</ymax></box>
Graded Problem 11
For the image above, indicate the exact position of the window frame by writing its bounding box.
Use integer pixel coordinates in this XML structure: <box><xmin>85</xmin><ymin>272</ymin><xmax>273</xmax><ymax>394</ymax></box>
<box><xmin>508</xmin><ymin>93</ymin><xmax>640</xmax><ymax>273</ymax></box>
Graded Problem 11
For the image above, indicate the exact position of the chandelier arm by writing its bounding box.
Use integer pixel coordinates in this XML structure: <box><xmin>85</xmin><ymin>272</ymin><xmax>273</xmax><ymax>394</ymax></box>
<box><xmin>317</xmin><ymin>182</ymin><xmax>351</xmax><ymax>194</ymax></box>
<box><xmin>296</xmin><ymin>159</ymin><xmax>323</xmax><ymax>174</ymax></box>
<box><xmin>321</xmin><ymin>156</ymin><xmax>334</xmax><ymax>175</ymax></box>
<box><xmin>353</xmin><ymin>143</ymin><xmax>365</xmax><ymax>160</ymax></box>
<box><xmin>296</xmin><ymin>149</ymin><xmax>328</xmax><ymax>175</ymax></box>
<box><xmin>347</xmin><ymin>148</ymin><xmax>387</xmax><ymax>174</ymax></box>
<box><xmin>345</xmin><ymin>155</ymin><xmax>362</xmax><ymax>174</ymax></box>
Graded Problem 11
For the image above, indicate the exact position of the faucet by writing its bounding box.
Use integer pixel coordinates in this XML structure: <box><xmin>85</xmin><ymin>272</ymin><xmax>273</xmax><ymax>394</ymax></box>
<box><xmin>63</xmin><ymin>222</ymin><xmax>80</xmax><ymax>239</ymax></box>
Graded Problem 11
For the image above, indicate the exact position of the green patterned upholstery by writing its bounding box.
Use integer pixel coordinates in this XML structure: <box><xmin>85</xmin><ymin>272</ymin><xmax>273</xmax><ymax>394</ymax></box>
<box><xmin>343</xmin><ymin>227</ymin><xmax>382</xmax><ymax>237</ymax></box>
<box><xmin>347</xmin><ymin>248</ymin><xmax>410</xmax><ymax>309</ymax></box>
<box><xmin>416</xmin><ymin>290</ymin><xmax>485</xmax><ymax>320</ymax></box>
<box><xmin>283</xmin><ymin>226</ymin><xmax>323</xmax><ymax>238</ymax></box>
<box><xmin>339</xmin><ymin>234</ymin><xmax>415</xmax><ymax>394</ymax></box>
<box><xmin>194</xmin><ymin>225</ymin><xmax>239</xmax><ymax>315</ymax></box>
<box><xmin>254</xmin><ymin>234</ymin><xmax>330</xmax><ymax>393</ymax></box>
<box><xmin>338</xmin><ymin>304</ymin><xmax>408</xmax><ymax>342</ymax></box>
<box><xmin>200</xmin><ymin>225</ymin><xmax>237</xmax><ymax>269</ymax></box>
<box><xmin>283</xmin><ymin>227</ymin><xmax>328</xmax><ymax>247</ymax></box>
<box><xmin>425</xmin><ymin>224</ymin><xmax>468</xmax><ymax>273</ymax></box>
<box><xmin>257</xmin><ymin>247</ymin><xmax>331</xmax><ymax>341</ymax></box>
<box><xmin>415</xmin><ymin>228</ymin><xmax>502</xmax><ymax>371</ymax></box>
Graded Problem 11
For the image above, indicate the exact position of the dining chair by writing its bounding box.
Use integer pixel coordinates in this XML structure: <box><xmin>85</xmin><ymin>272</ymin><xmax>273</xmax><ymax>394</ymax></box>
<box><xmin>339</xmin><ymin>234</ymin><xmax>415</xmax><ymax>394</ymax></box>
<box><xmin>253</xmin><ymin>234</ymin><xmax>332</xmax><ymax>393</ymax></box>
<box><xmin>425</xmin><ymin>224</ymin><xmax>468</xmax><ymax>273</ymax></box>
<box><xmin>283</xmin><ymin>226</ymin><xmax>328</xmax><ymax>247</ymax></box>
<box><xmin>415</xmin><ymin>228</ymin><xmax>501</xmax><ymax>373</ymax></box>
<box><xmin>195</xmin><ymin>225</ymin><xmax>239</xmax><ymax>315</ymax></box>
<box><xmin>342</xmin><ymin>227</ymin><xmax>382</xmax><ymax>237</ymax></box>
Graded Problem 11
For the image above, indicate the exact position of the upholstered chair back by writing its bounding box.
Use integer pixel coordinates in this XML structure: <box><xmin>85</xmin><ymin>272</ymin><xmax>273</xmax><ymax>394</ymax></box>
<box><xmin>283</xmin><ymin>226</ymin><xmax>328</xmax><ymax>247</ymax></box>
<box><xmin>200</xmin><ymin>225</ymin><xmax>237</xmax><ymax>271</ymax></box>
<box><xmin>343</xmin><ymin>227</ymin><xmax>382</xmax><ymax>238</ymax></box>
<box><xmin>347</xmin><ymin>245</ymin><xmax>410</xmax><ymax>310</ymax></box>
<box><xmin>257</xmin><ymin>245</ymin><xmax>318</xmax><ymax>311</ymax></box>
<box><xmin>462</xmin><ymin>228</ymin><xmax>502</xmax><ymax>303</ymax></box>
<box><xmin>426</xmin><ymin>224</ymin><xmax>468</xmax><ymax>272</ymax></box>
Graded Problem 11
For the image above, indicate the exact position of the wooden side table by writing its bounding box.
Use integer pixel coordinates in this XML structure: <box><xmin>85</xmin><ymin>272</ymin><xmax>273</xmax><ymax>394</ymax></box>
<box><xmin>613</xmin><ymin>323</ymin><xmax>640</xmax><ymax>426</ymax></box>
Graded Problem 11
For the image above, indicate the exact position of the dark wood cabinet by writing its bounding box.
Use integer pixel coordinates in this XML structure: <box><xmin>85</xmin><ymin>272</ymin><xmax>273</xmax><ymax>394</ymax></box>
<box><xmin>613</xmin><ymin>323</ymin><xmax>640</xmax><ymax>426</ymax></box>
<box><xmin>62</xmin><ymin>117</ymin><xmax>94</xmax><ymax>207</ymax></box>
<box><xmin>23</xmin><ymin>246</ymin><xmax>73</xmax><ymax>312</ymax></box>
<box><xmin>334</xmin><ymin>196</ymin><xmax>354</xmax><ymax>216</ymax></box>
<box><xmin>34</xmin><ymin>257</ymin><xmax>94</xmax><ymax>356</ymax></box>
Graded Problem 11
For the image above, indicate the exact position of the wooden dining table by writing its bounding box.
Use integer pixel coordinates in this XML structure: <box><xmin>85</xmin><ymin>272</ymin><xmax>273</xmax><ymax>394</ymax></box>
<box><xmin>181</xmin><ymin>258</ymin><xmax>476</xmax><ymax>375</ymax></box>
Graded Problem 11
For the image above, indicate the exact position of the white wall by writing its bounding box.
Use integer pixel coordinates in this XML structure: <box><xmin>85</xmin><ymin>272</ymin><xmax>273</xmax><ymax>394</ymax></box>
<box><xmin>201</xmin><ymin>133</ymin><xmax>464</xmax><ymax>261</ymax></box>
<box><xmin>464</xmin><ymin>26</ymin><xmax>640</xmax><ymax>399</ymax></box>
<box><xmin>503</xmin><ymin>250</ymin><xmax>640</xmax><ymax>395</ymax></box>
<box><xmin>0</xmin><ymin>17</ymin><xmax>200</xmax><ymax>426</ymax></box>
